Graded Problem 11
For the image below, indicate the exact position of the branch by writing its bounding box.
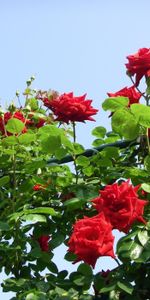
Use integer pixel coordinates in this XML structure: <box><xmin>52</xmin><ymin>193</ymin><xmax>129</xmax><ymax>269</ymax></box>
<box><xmin>47</xmin><ymin>139</ymin><xmax>139</xmax><ymax>165</ymax></box>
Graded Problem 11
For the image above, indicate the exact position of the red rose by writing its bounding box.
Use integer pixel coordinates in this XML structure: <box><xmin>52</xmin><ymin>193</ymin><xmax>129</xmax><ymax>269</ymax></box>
<box><xmin>107</xmin><ymin>86</ymin><xmax>141</xmax><ymax>106</ymax></box>
<box><xmin>37</xmin><ymin>235</ymin><xmax>50</xmax><ymax>252</ymax></box>
<box><xmin>92</xmin><ymin>180</ymin><xmax>147</xmax><ymax>233</ymax></box>
<box><xmin>68</xmin><ymin>213</ymin><xmax>115</xmax><ymax>268</ymax></box>
<box><xmin>125</xmin><ymin>48</ymin><xmax>150</xmax><ymax>86</ymax></box>
<box><xmin>42</xmin><ymin>92</ymin><xmax>98</xmax><ymax>123</ymax></box>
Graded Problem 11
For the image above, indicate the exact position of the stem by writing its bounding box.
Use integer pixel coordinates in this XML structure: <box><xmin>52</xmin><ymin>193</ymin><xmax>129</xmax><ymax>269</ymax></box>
<box><xmin>72</xmin><ymin>122</ymin><xmax>76</xmax><ymax>143</ymax></box>
<box><xmin>146</xmin><ymin>128</ymin><xmax>150</xmax><ymax>154</ymax></box>
<box><xmin>114</xmin><ymin>258</ymin><xmax>121</xmax><ymax>266</ymax></box>
<box><xmin>72</xmin><ymin>122</ymin><xmax>78</xmax><ymax>183</ymax></box>
<box><xmin>130</xmin><ymin>75</ymin><xmax>149</xmax><ymax>105</ymax></box>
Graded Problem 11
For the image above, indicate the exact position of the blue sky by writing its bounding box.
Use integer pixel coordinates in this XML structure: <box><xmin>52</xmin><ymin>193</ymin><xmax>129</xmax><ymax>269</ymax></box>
<box><xmin>0</xmin><ymin>0</ymin><xmax>150</xmax><ymax>298</ymax></box>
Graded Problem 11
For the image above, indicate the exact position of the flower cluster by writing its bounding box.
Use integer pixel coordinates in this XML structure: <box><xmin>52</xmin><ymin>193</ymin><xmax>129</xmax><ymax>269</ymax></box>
<box><xmin>0</xmin><ymin>110</ymin><xmax>45</xmax><ymax>136</ymax></box>
<box><xmin>68</xmin><ymin>180</ymin><xmax>147</xmax><ymax>267</ymax></box>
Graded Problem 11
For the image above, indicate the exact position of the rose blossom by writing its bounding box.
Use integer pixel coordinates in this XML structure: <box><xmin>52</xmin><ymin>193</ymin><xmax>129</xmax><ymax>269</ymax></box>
<box><xmin>41</xmin><ymin>92</ymin><xmax>98</xmax><ymax>123</ymax></box>
<box><xmin>68</xmin><ymin>213</ymin><xmax>115</xmax><ymax>268</ymax></box>
<box><xmin>107</xmin><ymin>86</ymin><xmax>141</xmax><ymax>106</ymax></box>
<box><xmin>92</xmin><ymin>180</ymin><xmax>147</xmax><ymax>233</ymax></box>
<box><xmin>125</xmin><ymin>48</ymin><xmax>150</xmax><ymax>86</ymax></box>
<box><xmin>37</xmin><ymin>235</ymin><xmax>50</xmax><ymax>252</ymax></box>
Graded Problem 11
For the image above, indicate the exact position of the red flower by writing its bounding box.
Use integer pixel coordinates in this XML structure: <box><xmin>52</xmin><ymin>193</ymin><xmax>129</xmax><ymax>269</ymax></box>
<box><xmin>107</xmin><ymin>86</ymin><xmax>141</xmax><ymax>106</ymax></box>
<box><xmin>33</xmin><ymin>184</ymin><xmax>47</xmax><ymax>191</ymax></box>
<box><xmin>37</xmin><ymin>235</ymin><xmax>50</xmax><ymax>252</ymax></box>
<box><xmin>125</xmin><ymin>48</ymin><xmax>150</xmax><ymax>86</ymax></box>
<box><xmin>68</xmin><ymin>213</ymin><xmax>115</xmax><ymax>268</ymax></box>
<box><xmin>92</xmin><ymin>180</ymin><xmax>147</xmax><ymax>233</ymax></box>
<box><xmin>42</xmin><ymin>92</ymin><xmax>98</xmax><ymax>123</ymax></box>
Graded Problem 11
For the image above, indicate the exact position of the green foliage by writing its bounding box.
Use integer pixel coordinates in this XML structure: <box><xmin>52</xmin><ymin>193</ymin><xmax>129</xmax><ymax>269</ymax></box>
<box><xmin>0</xmin><ymin>72</ymin><xmax>150</xmax><ymax>300</ymax></box>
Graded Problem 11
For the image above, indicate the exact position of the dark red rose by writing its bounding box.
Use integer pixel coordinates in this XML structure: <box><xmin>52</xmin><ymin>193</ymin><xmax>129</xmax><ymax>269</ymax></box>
<box><xmin>125</xmin><ymin>48</ymin><xmax>150</xmax><ymax>86</ymax></box>
<box><xmin>68</xmin><ymin>213</ymin><xmax>115</xmax><ymax>268</ymax></box>
<box><xmin>42</xmin><ymin>92</ymin><xmax>98</xmax><ymax>123</ymax></box>
<box><xmin>107</xmin><ymin>86</ymin><xmax>141</xmax><ymax>106</ymax></box>
<box><xmin>92</xmin><ymin>180</ymin><xmax>147</xmax><ymax>233</ymax></box>
<box><xmin>37</xmin><ymin>235</ymin><xmax>50</xmax><ymax>252</ymax></box>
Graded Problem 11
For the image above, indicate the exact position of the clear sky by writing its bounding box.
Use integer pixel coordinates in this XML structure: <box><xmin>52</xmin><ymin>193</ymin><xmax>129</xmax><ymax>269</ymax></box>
<box><xmin>0</xmin><ymin>0</ymin><xmax>150</xmax><ymax>298</ymax></box>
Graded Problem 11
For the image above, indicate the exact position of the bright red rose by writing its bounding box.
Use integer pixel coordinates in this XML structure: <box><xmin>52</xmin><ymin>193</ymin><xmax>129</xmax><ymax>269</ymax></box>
<box><xmin>107</xmin><ymin>86</ymin><xmax>141</xmax><ymax>106</ymax></box>
<box><xmin>37</xmin><ymin>235</ymin><xmax>50</xmax><ymax>252</ymax></box>
<box><xmin>42</xmin><ymin>92</ymin><xmax>98</xmax><ymax>123</ymax></box>
<box><xmin>92</xmin><ymin>180</ymin><xmax>147</xmax><ymax>233</ymax></box>
<box><xmin>125</xmin><ymin>48</ymin><xmax>150</xmax><ymax>86</ymax></box>
<box><xmin>68</xmin><ymin>213</ymin><xmax>115</xmax><ymax>268</ymax></box>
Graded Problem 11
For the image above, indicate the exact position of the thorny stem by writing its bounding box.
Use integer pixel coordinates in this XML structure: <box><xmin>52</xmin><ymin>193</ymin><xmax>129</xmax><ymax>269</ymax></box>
<box><xmin>72</xmin><ymin>122</ymin><xmax>79</xmax><ymax>184</ymax></box>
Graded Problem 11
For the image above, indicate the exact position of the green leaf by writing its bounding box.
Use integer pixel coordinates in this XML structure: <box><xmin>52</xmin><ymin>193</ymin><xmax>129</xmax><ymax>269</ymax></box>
<box><xmin>5</xmin><ymin>118</ymin><xmax>25</xmax><ymax>134</ymax></box>
<box><xmin>92</xmin><ymin>126</ymin><xmax>106</xmax><ymax>138</ymax></box>
<box><xmin>26</xmin><ymin>292</ymin><xmax>47</xmax><ymax>300</ymax></box>
<box><xmin>64</xmin><ymin>252</ymin><xmax>77</xmax><ymax>262</ymax></box>
<box><xmin>77</xmin><ymin>263</ymin><xmax>93</xmax><ymax>276</ymax></box>
<box><xmin>117</xmin><ymin>281</ymin><xmax>133</xmax><ymax>295</ymax></box>
<box><xmin>0</xmin><ymin>176</ymin><xmax>9</xmax><ymax>187</ymax></box>
<box><xmin>76</xmin><ymin>155</ymin><xmax>90</xmax><ymax>167</ymax></box>
<box><xmin>112</xmin><ymin>109</ymin><xmax>139</xmax><ymax>139</ymax></box>
<box><xmin>144</xmin><ymin>155</ymin><xmax>150</xmax><ymax>172</ymax></box>
<box><xmin>138</xmin><ymin>230</ymin><xmax>149</xmax><ymax>246</ymax></box>
<box><xmin>55</xmin><ymin>147</ymin><xmax>68</xmax><ymax>159</ymax></box>
<box><xmin>146</xmin><ymin>77</ymin><xmax>150</xmax><ymax>95</ymax></box>
<box><xmin>92</xmin><ymin>139</ymin><xmax>104</xmax><ymax>147</ymax></box>
<box><xmin>47</xmin><ymin>261</ymin><xmax>58</xmax><ymax>273</ymax></box>
<box><xmin>21</xmin><ymin>214</ymin><xmax>47</xmax><ymax>223</ymax></box>
<box><xmin>141</xmin><ymin>183</ymin><xmax>150</xmax><ymax>193</ymax></box>
<box><xmin>18</xmin><ymin>133</ymin><xmax>35</xmax><ymax>144</ymax></box>
<box><xmin>130</xmin><ymin>243</ymin><xmax>143</xmax><ymax>260</ymax></box>
<box><xmin>50</xmin><ymin>234</ymin><xmax>65</xmax><ymax>249</ymax></box>
<box><xmin>24</xmin><ymin>207</ymin><xmax>59</xmax><ymax>217</ymax></box>
<box><xmin>130</xmin><ymin>103</ymin><xmax>150</xmax><ymax>127</ymax></box>
<box><xmin>63</xmin><ymin>197</ymin><xmax>84</xmax><ymax>210</ymax></box>
<box><xmin>73</xmin><ymin>143</ymin><xmax>84</xmax><ymax>154</ymax></box>
<box><xmin>0</xmin><ymin>222</ymin><xmax>10</xmax><ymax>231</ymax></box>
<box><xmin>38</xmin><ymin>124</ymin><xmax>61</xmax><ymax>136</ymax></box>
<box><xmin>2</xmin><ymin>136</ymin><xmax>18</xmax><ymax>145</ymax></box>
<box><xmin>41</xmin><ymin>135</ymin><xmax>61</xmax><ymax>154</ymax></box>
<box><xmin>100</xmin><ymin>283</ymin><xmax>116</xmax><ymax>293</ymax></box>
<box><xmin>102</xmin><ymin>96</ymin><xmax>129</xmax><ymax>111</ymax></box>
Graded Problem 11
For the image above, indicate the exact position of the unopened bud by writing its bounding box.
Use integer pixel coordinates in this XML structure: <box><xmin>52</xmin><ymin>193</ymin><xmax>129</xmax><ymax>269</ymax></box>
<box><xmin>26</xmin><ymin>79</ymin><xmax>32</xmax><ymax>86</ymax></box>
<box><xmin>31</xmin><ymin>75</ymin><xmax>35</xmax><ymax>81</ymax></box>
<box><xmin>16</xmin><ymin>90</ymin><xmax>20</xmax><ymax>97</ymax></box>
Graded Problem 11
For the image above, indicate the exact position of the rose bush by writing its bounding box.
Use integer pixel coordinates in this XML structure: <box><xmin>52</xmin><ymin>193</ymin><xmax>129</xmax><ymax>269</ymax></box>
<box><xmin>0</xmin><ymin>48</ymin><xmax>150</xmax><ymax>299</ymax></box>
